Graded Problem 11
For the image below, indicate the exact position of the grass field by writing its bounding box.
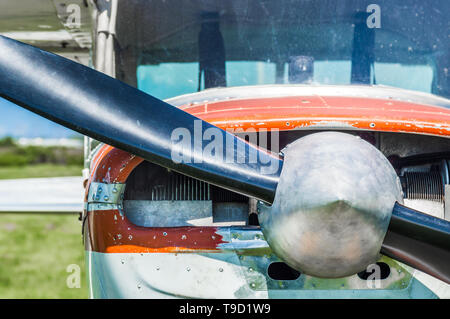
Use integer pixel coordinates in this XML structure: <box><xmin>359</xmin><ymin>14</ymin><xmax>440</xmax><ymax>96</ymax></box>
<box><xmin>0</xmin><ymin>163</ymin><xmax>88</xmax><ymax>298</ymax></box>
<box><xmin>0</xmin><ymin>213</ymin><xmax>88</xmax><ymax>298</ymax></box>
<box><xmin>0</xmin><ymin>164</ymin><xmax>83</xmax><ymax>180</ymax></box>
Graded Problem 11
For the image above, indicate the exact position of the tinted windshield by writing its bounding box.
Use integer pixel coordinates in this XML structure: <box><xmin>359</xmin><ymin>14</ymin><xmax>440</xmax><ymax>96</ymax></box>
<box><xmin>113</xmin><ymin>0</ymin><xmax>449</xmax><ymax>100</ymax></box>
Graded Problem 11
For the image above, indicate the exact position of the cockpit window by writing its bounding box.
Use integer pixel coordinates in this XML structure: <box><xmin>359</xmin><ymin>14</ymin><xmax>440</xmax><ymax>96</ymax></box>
<box><xmin>138</xmin><ymin>60</ymin><xmax>435</xmax><ymax>99</ymax></box>
<box><xmin>114</xmin><ymin>0</ymin><xmax>449</xmax><ymax>99</ymax></box>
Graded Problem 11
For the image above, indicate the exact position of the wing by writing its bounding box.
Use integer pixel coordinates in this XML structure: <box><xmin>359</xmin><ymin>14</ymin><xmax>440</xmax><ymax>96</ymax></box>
<box><xmin>0</xmin><ymin>177</ymin><xmax>84</xmax><ymax>213</ymax></box>
<box><xmin>0</xmin><ymin>0</ymin><xmax>92</xmax><ymax>65</ymax></box>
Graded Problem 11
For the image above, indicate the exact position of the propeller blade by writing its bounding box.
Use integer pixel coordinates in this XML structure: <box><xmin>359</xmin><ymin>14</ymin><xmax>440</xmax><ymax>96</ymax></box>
<box><xmin>0</xmin><ymin>36</ymin><xmax>281</xmax><ymax>203</ymax></box>
<box><xmin>381</xmin><ymin>202</ymin><xmax>450</xmax><ymax>284</ymax></box>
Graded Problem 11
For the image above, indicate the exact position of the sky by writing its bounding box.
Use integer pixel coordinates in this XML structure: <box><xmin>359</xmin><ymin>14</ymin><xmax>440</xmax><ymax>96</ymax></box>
<box><xmin>0</xmin><ymin>97</ymin><xmax>77</xmax><ymax>138</ymax></box>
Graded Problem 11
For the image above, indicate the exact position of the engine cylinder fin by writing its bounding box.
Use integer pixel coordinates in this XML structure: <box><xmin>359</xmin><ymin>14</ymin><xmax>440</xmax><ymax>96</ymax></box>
<box><xmin>125</xmin><ymin>161</ymin><xmax>251</xmax><ymax>203</ymax></box>
<box><xmin>404</xmin><ymin>171</ymin><xmax>444</xmax><ymax>202</ymax></box>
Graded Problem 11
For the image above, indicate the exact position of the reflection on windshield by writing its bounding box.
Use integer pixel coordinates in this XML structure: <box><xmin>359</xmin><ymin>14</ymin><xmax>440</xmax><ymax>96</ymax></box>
<box><xmin>138</xmin><ymin>61</ymin><xmax>433</xmax><ymax>100</ymax></box>
<box><xmin>130</xmin><ymin>1</ymin><xmax>448</xmax><ymax>100</ymax></box>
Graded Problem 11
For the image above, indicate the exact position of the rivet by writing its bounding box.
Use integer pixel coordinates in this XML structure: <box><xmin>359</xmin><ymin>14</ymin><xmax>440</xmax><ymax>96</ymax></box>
<box><xmin>181</xmin><ymin>235</ymin><xmax>187</xmax><ymax>240</ymax></box>
<box><xmin>249</xmin><ymin>267</ymin><xmax>254</xmax><ymax>272</ymax></box>
<box><xmin>112</xmin><ymin>188</ymin><xmax>118</xmax><ymax>193</ymax></box>
<box><xmin>219</xmin><ymin>268</ymin><xmax>223</xmax><ymax>272</ymax></box>
<box><xmin>104</xmin><ymin>195</ymin><xmax>109</xmax><ymax>201</ymax></box>
<box><xmin>250</xmin><ymin>283</ymin><xmax>256</xmax><ymax>288</ymax></box>
<box><xmin>98</xmin><ymin>188</ymin><xmax>102</xmax><ymax>193</ymax></box>
<box><xmin>186</xmin><ymin>267</ymin><xmax>191</xmax><ymax>272</ymax></box>
<box><xmin>163</xmin><ymin>232</ymin><xmax>167</xmax><ymax>236</ymax></box>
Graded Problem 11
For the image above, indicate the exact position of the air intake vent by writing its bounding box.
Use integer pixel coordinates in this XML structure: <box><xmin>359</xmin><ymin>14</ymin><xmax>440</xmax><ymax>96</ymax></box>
<box><xmin>124</xmin><ymin>161</ymin><xmax>248</xmax><ymax>203</ymax></box>
<box><xmin>150</xmin><ymin>173</ymin><xmax>210</xmax><ymax>201</ymax></box>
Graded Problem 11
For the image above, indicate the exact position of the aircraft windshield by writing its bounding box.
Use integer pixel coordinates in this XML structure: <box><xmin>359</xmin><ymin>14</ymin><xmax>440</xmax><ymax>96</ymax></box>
<box><xmin>112</xmin><ymin>0</ymin><xmax>449</xmax><ymax>100</ymax></box>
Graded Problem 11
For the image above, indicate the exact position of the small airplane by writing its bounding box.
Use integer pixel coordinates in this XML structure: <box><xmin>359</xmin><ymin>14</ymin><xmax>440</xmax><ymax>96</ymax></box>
<box><xmin>0</xmin><ymin>0</ymin><xmax>449</xmax><ymax>299</ymax></box>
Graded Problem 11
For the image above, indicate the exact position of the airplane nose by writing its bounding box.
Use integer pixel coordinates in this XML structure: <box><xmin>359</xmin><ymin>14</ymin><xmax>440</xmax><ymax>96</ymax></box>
<box><xmin>258</xmin><ymin>132</ymin><xmax>403</xmax><ymax>278</ymax></box>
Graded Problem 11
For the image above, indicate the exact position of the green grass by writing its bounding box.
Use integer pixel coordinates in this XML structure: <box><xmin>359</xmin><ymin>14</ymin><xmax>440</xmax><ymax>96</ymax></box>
<box><xmin>0</xmin><ymin>164</ymin><xmax>83</xmax><ymax>180</ymax></box>
<box><xmin>0</xmin><ymin>213</ymin><xmax>88</xmax><ymax>298</ymax></box>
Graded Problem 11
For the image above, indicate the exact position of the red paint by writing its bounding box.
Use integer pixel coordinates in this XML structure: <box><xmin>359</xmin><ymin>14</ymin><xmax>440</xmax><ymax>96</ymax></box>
<box><xmin>84</xmin><ymin>146</ymin><xmax>144</xmax><ymax>201</ymax></box>
<box><xmin>180</xmin><ymin>96</ymin><xmax>450</xmax><ymax>136</ymax></box>
<box><xmin>87</xmin><ymin>209</ymin><xmax>226</xmax><ymax>253</ymax></box>
<box><xmin>91</xmin><ymin>148</ymin><xmax>143</xmax><ymax>184</ymax></box>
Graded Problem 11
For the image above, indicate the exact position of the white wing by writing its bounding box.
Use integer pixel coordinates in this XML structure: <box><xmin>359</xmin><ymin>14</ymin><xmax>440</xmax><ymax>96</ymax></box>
<box><xmin>0</xmin><ymin>177</ymin><xmax>84</xmax><ymax>213</ymax></box>
<box><xmin>0</xmin><ymin>0</ymin><xmax>92</xmax><ymax>65</ymax></box>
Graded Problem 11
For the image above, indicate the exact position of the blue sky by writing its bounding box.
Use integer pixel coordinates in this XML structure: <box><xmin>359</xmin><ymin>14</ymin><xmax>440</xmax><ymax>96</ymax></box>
<box><xmin>0</xmin><ymin>97</ymin><xmax>77</xmax><ymax>138</ymax></box>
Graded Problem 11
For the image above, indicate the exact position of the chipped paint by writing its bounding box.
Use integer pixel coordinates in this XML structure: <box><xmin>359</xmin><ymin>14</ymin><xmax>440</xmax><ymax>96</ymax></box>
<box><xmin>177</xmin><ymin>96</ymin><xmax>450</xmax><ymax>138</ymax></box>
<box><xmin>87</xmin><ymin>209</ymin><xmax>227</xmax><ymax>253</ymax></box>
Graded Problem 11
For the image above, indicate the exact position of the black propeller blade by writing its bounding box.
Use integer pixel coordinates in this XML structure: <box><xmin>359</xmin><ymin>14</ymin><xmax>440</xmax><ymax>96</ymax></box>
<box><xmin>382</xmin><ymin>202</ymin><xmax>450</xmax><ymax>284</ymax></box>
<box><xmin>0</xmin><ymin>35</ymin><xmax>281</xmax><ymax>203</ymax></box>
<box><xmin>0</xmin><ymin>36</ymin><xmax>448</xmax><ymax>284</ymax></box>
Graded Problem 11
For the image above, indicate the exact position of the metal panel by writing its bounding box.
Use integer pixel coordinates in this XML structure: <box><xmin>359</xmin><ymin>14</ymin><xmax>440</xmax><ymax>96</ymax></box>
<box><xmin>213</xmin><ymin>202</ymin><xmax>248</xmax><ymax>226</ymax></box>
<box><xmin>124</xmin><ymin>200</ymin><xmax>213</xmax><ymax>227</ymax></box>
<box><xmin>87</xmin><ymin>251</ymin><xmax>437</xmax><ymax>299</ymax></box>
